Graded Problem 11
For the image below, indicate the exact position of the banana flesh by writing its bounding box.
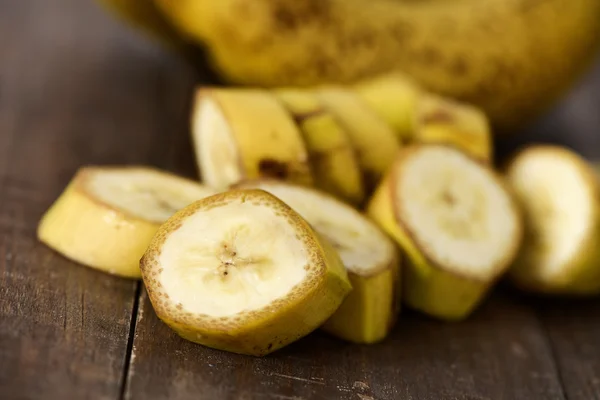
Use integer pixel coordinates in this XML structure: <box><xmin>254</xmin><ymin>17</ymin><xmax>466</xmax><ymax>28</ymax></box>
<box><xmin>506</xmin><ymin>146</ymin><xmax>600</xmax><ymax>295</ymax></box>
<box><xmin>140</xmin><ymin>189</ymin><xmax>351</xmax><ymax>355</ymax></box>
<box><xmin>192</xmin><ymin>88</ymin><xmax>313</xmax><ymax>190</ymax></box>
<box><xmin>368</xmin><ymin>145</ymin><xmax>522</xmax><ymax>319</ymax></box>
<box><xmin>37</xmin><ymin>166</ymin><xmax>215</xmax><ymax>278</ymax></box>
<box><xmin>236</xmin><ymin>180</ymin><xmax>400</xmax><ymax>343</ymax></box>
<box><xmin>275</xmin><ymin>89</ymin><xmax>365</xmax><ymax>205</ymax></box>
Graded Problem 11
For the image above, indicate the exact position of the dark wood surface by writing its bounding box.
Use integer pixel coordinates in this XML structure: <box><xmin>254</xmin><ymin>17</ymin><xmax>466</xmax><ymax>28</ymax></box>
<box><xmin>1</xmin><ymin>0</ymin><xmax>599</xmax><ymax>399</ymax></box>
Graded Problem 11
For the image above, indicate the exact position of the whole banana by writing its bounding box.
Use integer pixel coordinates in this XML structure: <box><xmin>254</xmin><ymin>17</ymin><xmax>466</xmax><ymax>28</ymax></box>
<box><xmin>102</xmin><ymin>0</ymin><xmax>600</xmax><ymax>130</ymax></box>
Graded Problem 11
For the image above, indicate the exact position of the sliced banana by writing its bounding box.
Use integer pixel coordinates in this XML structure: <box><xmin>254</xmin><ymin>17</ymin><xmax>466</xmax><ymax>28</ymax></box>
<box><xmin>368</xmin><ymin>144</ymin><xmax>522</xmax><ymax>320</ymax></box>
<box><xmin>236</xmin><ymin>180</ymin><xmax>399</xmax><ymax>344</ymax></box>
<box><xmin>354</xmin><ymin>72</ymin><xmax>422</xmax><ymax>143</ymax></box>
<box><xmin>191</xmin><ymin>88</ymin><xmax>313</xmax><ymax>190</ymax></box>
<box><xmin>275</xmin><ymin>88</ymin><xmax>365</xmax><ymax>205</ymax></box>
<box><xmin>414</xmin><ymin>94</ymin><xmax>493</xmax><ymax>163</ymax></box>
<box><xmin>37</xmin><ymin>166</ymin><xmax>215</xmax><ymax>278</ymax></box>
<box><xmin>317</xmin><ymin>87</ymin><xmax>401</xmax><ymax>192</ymax></box>
<box><xmin>505</xmin><ymin>146</ymin><xmax>600</xmax><ymax>295</ymax></box>
<box><xmin>140</xmin><ymin>189</ymin><xmax>351</xmax><ymax>356</ymax></box>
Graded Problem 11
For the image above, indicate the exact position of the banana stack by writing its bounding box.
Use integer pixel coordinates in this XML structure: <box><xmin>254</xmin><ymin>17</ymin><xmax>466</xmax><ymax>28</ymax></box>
<box><xmin>37</xmin><ymin>73</ymin><xmax>600</xmax><ymax>356</ymax></box>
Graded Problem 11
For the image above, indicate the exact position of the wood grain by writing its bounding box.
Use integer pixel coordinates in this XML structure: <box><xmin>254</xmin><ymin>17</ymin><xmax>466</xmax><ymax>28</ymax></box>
<box><xmin>0</xmin><ymin>0</ymin><xmax>197</xmax><ymax>398</ymax></box>
<box><xmin>125</xmin><ymin>289</ymin><xmax>566</xmax><ymax>400</ymax></box>
<box><xmin>537</xmin><ymin>297</ymin><xmax>600</xmax><ymax>400</ymax></box>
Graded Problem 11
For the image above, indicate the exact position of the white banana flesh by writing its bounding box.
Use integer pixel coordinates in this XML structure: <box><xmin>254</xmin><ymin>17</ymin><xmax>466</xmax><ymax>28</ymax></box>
<box><xmin>193</xmin><ymin>97</ymin><xmax>242</xmax><ymax>189</ymax></box>
<box><xmin>399</xmin><ymin>146</ymin><xmax>518</xmax><ymax>280</ymax></box>
<box><xmin>88</xmin><ymin>167</ymin><xmax>214</xmax><ymax>223</ymax></box>
<box><xmin>158</xmin><ymin>197</ymin><xmax>309</xmax><ymax>317</ymax></box>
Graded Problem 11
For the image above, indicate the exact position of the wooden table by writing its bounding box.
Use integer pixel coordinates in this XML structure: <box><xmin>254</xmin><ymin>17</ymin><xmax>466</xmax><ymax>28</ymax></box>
<box><xmin>1</xmin><ymin>1</ymin><xmax>599</xmax><ymax>399</ymax></box>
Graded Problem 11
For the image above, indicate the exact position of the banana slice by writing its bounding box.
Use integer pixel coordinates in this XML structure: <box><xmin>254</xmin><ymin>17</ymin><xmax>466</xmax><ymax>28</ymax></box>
<box><xmin>354</xmin><ymin>72</ymin><xmax>422</xmax><ymax>143</ymax></box>
<box><xmin>140</xmin><ymin>189</ymin><xmax>352</xmax><ymax>356</ymax></box>
<box><xmin>191</xmin><ymin>88</ymin><xmax>313</xmax><ymax>190</ymax></box>
<box><xmin>414</xmin><ymin>94</ymin><xmax>493</xmax><ymax>163</ymax></box>
<box><xmin>37</xmin><ymin>166</ymin><xmax>215</xmax><ymax>278</ymax></box>
<box><xmin>275</xmin><ymin>89</ymin><xmax>365</xmax><ymax>205</ymax></box>
<box><xmin>236</xmin><ymin>180</ymin><xmax>399</xmax><ymax>344</ymax></box>
<box><xmin>317</xmin><ymin>87</ymin><xmax>401</xmax><ymax>192</ymax></box>
<box><xmin>367</xmin><ymin>145</ymin><xmax>521</xmax><ymax>320</ymax></box>
<box><xmin>505</xmin><ymin>146</ymin><xmax>600</xmax><ymax>295</ymax></box>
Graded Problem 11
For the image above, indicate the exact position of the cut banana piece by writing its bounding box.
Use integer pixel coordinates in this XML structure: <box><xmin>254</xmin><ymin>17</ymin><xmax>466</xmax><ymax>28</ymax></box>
<box><xmin>354</xmin><ymin>72</ymin><xmax>422</xmax><ymax>143</ymax></box>
<box><xmin>236</xmin><ymin>180</ymin><xmax>399</xmax><ymax>344</ymax></box>
<box><xmin>317</xmin><ymin>87</ymin><xmax>401</xmax><ymax>192</ymax></box>
<box><xmin>414</xmin><ymin>94</ymin><xmax>493</xmax><ymax>163</ymax></box>
<box><xmin>37</xmin><ymin>166</ymin><xmax>215</xmax><ymax>279</ymax></box>
<box><xmin>140</xmin><ymin>189</ymin><xmax>351</xmax><ymax>356</ymax></box>
<box><xmin>506</xmin><ymin>146</ymin><xmax>600</xmax><ymax>295</ymax></box>
<box><xmin>368</xmin><ymin>145</ymin><xmax>521</xmax><ymax>320</ymax></box>
<box><xmin>275</xmin><ymin>89</ymin><xmax>365</xmax><ymax>205</ymax></box>
<box><xmin>191</xmin><ymin>88</ymin><xmax>313</xmax><ymax>190</ymax></box>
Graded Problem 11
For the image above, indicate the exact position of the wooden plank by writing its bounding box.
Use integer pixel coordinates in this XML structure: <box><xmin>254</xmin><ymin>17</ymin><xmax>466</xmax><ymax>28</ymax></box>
<box><xmin>125</xmin><ymin>288</ymin><xmax>565</xmax><ymax>400</ymax></box>
<box><xmin>0</xmin><ymin>0</ymin><xmax>197</xmax><ymax>398</ymax></box>
<box><xmin>536</xmin><ymin>297</ymin><xmax>600</xmax><ymax>400</ymax></box>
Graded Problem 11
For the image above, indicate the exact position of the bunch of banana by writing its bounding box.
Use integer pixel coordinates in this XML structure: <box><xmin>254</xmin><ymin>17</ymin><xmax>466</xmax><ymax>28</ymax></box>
<box><xmin>96</xmin><ymin>0</ymin><xmax>600</xmax><ymax>131</ymax></box>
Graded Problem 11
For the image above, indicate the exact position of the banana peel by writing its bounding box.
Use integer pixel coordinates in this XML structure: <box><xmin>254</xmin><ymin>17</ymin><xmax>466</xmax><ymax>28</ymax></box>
<box><xmin>354</xmin><ymin>72</ymin><xmax>422</xmax><ymax>143</ymax></box>
<box><xmin>274</xmin><ymin>89</ymin><xmax>365</xmax><ymax>205</ymax></box>
<box><xmin>317</xmin><ymin>87</ymin><xmax>401</xmax><ymax>193</ymax></box>
<box><xmin>414</xmin><ymin>93</ymin><xmax>493</xmax><ymax>163</ymax></box>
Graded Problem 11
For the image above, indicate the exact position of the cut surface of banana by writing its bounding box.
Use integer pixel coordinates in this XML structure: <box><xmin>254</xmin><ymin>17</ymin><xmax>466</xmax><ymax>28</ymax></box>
<box><xmin>275</xmin><ymin>88</ymin><xmax>365</xmax><ymax>205</ymax></box>
<box><xmin>368</xmin><ymin>144</ymin><xmax>521</xmax><ymax>319</ymax></box>
<box><xmin>236</xmin><ymin>180</ymin><xmax>399</xmax><ymax>343</ymax></box>
<box><xmin>317</xmin><ymin>87</ymin><xmax>400</xmax><ymax>192</ymax></box>
<box><xmin>140</xmin><ymin>189</ymin><xmax>351</xmax><ymax>356</ymax></box>
<box><xmin>506</xmin><ymin>146</ymin><xmax>600</xmax><ymax>294</ymax></box>
<box><xmin>37</xmin><ymin>166</ymin><xmax>215</xmax><ymax>278</ymax></box>
<box><xmin>414</xmin><ymin>94</ymin><xmax>492</xmax><ymax>162</ymax></box>
<box><xmin>192</xmin><ymin>88</ymin><xmax>313</xmax><ymax>190</ymax></box>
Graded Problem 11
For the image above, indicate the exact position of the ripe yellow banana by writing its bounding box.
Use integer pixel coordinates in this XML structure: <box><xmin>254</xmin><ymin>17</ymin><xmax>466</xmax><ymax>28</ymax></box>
<box><xmin>151</xmin><ymin>0</ymin><xmax>600</xmax><ymax>130</ymax></box>
<box><xmin>38</xmin><ymin>166</ymin><xmax>215</xmax><ymax>278</ymax></box>
<box><xmin>368</xmin><ymin>144</ymin><xmax>522</xmax><ymax>319</ymax></box>
<box><xmin>140</xmin><ymin>189</ymin><xmax>351</xmax><ymax>356</ymax></box>
<box><xmin>274</xmin><ymin>89</ymin><xmax>365</xmax><ymax>205</ymax></box>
